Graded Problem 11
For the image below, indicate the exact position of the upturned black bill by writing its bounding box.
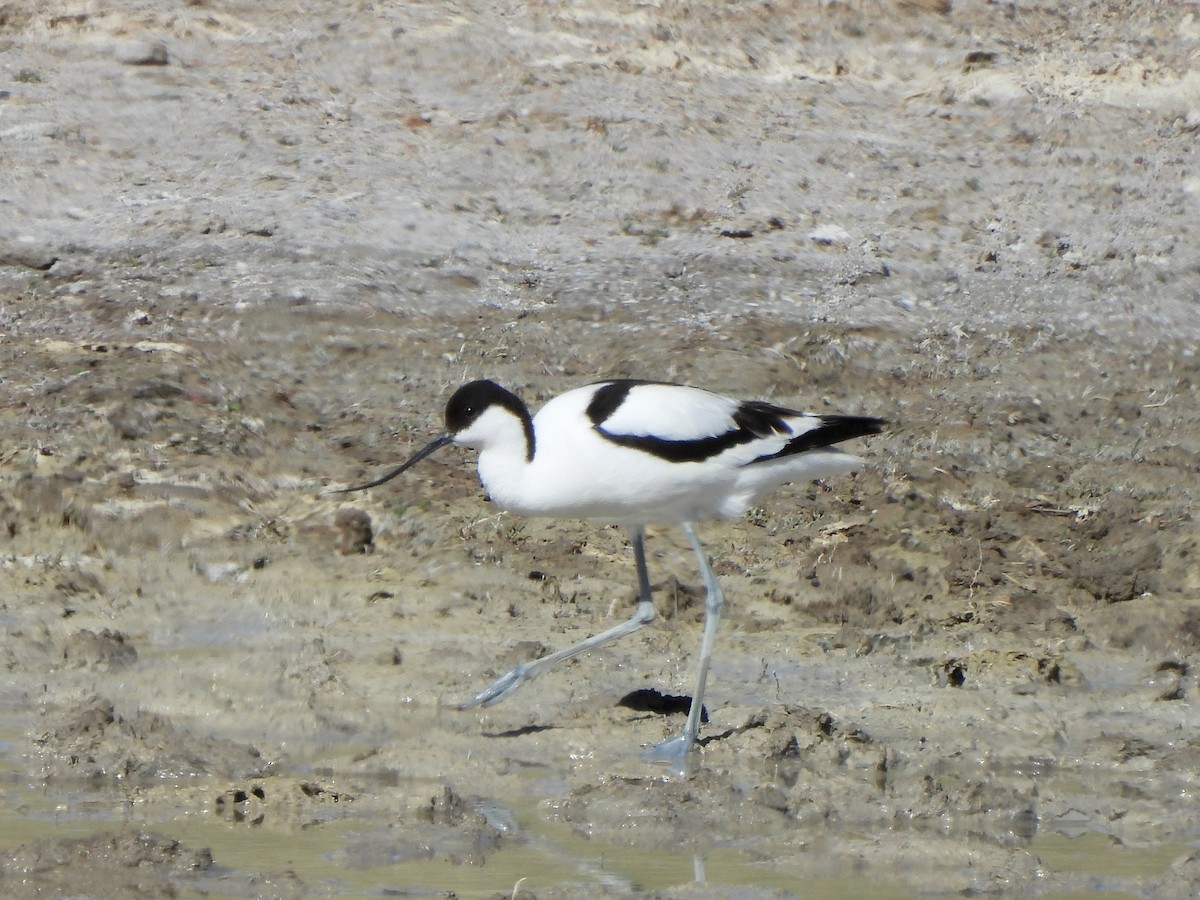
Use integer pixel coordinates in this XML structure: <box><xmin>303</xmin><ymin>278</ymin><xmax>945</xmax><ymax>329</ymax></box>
<box><xmin>331</xmin><ymin>434</ymin><xmax>454</xmax><ymax>493</ymax></box>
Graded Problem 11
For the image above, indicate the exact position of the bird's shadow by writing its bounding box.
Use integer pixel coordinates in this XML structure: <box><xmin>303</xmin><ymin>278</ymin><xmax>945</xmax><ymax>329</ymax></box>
<box><xmin>478</xmin><ymin>689</ymin><xmax>734</xmax><ymax>746</ymax></box>
<box><xmin>616</xmin><ymin>688</ymin><xmax>709</xmax><ymax>724</ymax></box>
<box><xmin>482</xmin><ymin>723</ymin><xmax>558</xmax><ymax>739</ymax></box>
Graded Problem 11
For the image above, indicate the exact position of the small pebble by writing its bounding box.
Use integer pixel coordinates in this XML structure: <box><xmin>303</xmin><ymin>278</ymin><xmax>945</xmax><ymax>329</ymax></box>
<box><xmin>809</xmin><ymin>224</ymin><xmax>850</xmax><ymax>245</ymax></box>
<box><xmin>115</xmin><ymin>40</ymin><xmax>169</xmax><ymax>66</ymax></box>
<box><xmin>334</xmin><ymin>508</ymin><xmax>374</xmax><ymax>555</ymax></box>
<box><xmin>0</xmin><ymin>239</ymin><xmax>58</xmax><ymax>271</ymax></box>
<box><xmin>195</xmin><ymin>562</ymin><xmax>245</xmax><ymax>583</ymax></box>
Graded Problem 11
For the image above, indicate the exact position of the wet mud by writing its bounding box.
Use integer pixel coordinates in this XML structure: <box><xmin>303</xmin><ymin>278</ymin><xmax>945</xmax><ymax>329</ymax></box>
<box><xmin>2</xmin><ymin>1</ymin><xmax>1199</xmax><ymax>897</ymax></box>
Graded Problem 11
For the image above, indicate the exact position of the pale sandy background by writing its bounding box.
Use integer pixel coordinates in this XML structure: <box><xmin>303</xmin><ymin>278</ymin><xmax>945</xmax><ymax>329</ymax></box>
<box><xmin>1</xmin><ymin>1</ymin><xmax>1199</xmax><ymax>896</ymax></box>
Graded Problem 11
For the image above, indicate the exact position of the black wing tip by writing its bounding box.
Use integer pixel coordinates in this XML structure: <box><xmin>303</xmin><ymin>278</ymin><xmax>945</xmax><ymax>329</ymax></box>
<box><xmin>760</xmin><ymin>414</ymin><xmax>884</xmax><ymax>461</ymax></box>
<box><xmin>818</xmin><ymin>414</ymin><xmax>887</xmax><ymax>442</ymax></box>
<box><xmin>853</xmin><ymin>415</ymin><xmax>888</xmax><ymax>435</ymax></box>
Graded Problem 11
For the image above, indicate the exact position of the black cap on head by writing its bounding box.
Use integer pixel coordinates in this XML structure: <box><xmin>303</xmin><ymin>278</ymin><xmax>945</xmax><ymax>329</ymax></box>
<box><xmin>445</xmin><ymin>380</ymin><xmax>525</xmax><ymax>432</ymax></box>
<box><xmin>445</xmin><ymin>380</ymin><xmax>534</xmax><ymax>460</ymax></box>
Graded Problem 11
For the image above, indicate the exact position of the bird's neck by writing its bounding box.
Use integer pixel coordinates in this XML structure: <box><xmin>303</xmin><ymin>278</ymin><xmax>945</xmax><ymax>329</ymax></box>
<box><xmin>477</xmin><ymin>438</ymin><xmax>536</xmax><ymax>513</ymax></box>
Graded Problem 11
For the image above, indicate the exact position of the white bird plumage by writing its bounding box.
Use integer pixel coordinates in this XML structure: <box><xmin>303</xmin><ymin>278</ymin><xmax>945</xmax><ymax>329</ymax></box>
<box><xmin>337</xmin><ymin>378</ymin><xmax>885</xmax><ymax>757</ymax></box>
<box><xmin>465</xmin><ymin>381</ymin><xmax>866</xmax><ymax>522</ymax></box>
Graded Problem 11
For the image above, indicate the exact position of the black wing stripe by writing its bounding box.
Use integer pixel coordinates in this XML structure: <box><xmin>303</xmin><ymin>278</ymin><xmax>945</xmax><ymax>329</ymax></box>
<box><xmin>591</xmin><ymin>390</ymin><xmax>776</xmax><ymax>463</ymax></box>
<box><xmin>596</xmin><ymin>428</ymin><xmax>756</xmax><ymax>464</ymax></box>
<box><xmin>585</xmin><ymin>379</ymin><xmax>656</xmax><ymax>425</ymax></box>
<box><xmin>588</xmin><ymin>382</ymin><xmax>885</xmax><ymax>465</ymax></box>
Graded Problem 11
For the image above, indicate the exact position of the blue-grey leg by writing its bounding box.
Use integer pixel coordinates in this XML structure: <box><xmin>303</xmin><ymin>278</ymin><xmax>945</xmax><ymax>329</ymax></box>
<box><xmin>460</xmin><ymin>526</ymin><xmax>658</xmax><ymax>709</ymax></box>
<box><xmin>648</xmin><ymin>522</ymin><xmax>724</xmax><ymax>758</ymax></box>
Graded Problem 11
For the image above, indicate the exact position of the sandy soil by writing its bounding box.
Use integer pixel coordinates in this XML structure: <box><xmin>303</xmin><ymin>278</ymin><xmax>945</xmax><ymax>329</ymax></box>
<box><xmin>2</xmin><ymin>0</ymin><xmax>1199</xmax><ymax>897</ymax></box>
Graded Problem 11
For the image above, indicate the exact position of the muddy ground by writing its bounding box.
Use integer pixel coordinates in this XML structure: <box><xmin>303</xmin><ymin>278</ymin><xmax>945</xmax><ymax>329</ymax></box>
<box><xmin>2</xmin><ymin>0</ymin><xmax>1199</xmax><ymax>897</ymax></box>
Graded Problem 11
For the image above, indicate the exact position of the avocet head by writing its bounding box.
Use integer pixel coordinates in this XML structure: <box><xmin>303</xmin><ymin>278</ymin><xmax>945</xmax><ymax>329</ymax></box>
<box><xmin>444</xmin><ymin>380</ymin><xmax>532</xmax><ymax>449</ymax></box>
<box><xmin>332</xmin><ymin>380</ymin><xmax>532</xmax><ymax>494</ymax></box>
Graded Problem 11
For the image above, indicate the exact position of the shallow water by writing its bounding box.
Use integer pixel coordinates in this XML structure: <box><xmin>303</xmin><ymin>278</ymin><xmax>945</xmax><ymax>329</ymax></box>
<box><xmin>0</xmin><ymin>773</ymin><xmax>964</xmax><ymax>898</ymax></box>
<box><xmin>1</xmin><ymin>706</ymin><xmax>1194</xmax><ymax>900</ymax></box>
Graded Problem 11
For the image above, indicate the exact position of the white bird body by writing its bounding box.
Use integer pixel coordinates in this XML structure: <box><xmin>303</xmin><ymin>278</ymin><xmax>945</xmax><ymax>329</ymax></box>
<box><xmin>338</xmin><ymin>378</ymin><xmax>884</xmax><ymax>758</ymax></box>
<box><xmin>461</xmin><ymin>381</ymin><xmax>869</xmax><ymax>523</ymax></box>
